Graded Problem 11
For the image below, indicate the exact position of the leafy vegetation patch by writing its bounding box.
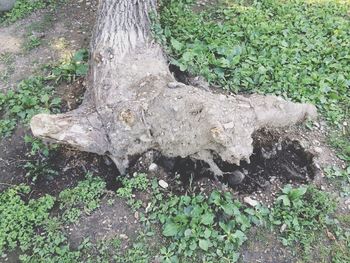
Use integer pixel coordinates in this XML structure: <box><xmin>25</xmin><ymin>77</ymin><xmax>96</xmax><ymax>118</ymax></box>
<box><xmin>0</xmin><ymin>0</ymin><xmax>59</xmax><ymax>24</ymax></box>
<box><xmin>0</xmin><ymin>185</ymin><xmax>55</xmax><ymax>254</ymax></box>
<box><xmin>270</xmin><ymin>185</ymin><xmax>336</xmax><ymax>256</ymax></box>
<box><xmin>47</xmin><ymin>49</ymin><xmax>89</xmax><ymax>83</ymax></box>
<box><xmin>116</xmin><ymin>173</ymin><xmax>150</xmax><ymax>210</ymax></box>
<box><xmin>325</xmin><ymin>166</ymin><xmax>350</xmax><ymax>197</ymax></box>
<box><xmin>0</xmin><ymin>52</ymin><xmax>15</xmax><ymax>82</ymax></box>
<box><xmin>0</xmin><ymin>49</ymin><xmax>89</xmax><ymax>138</ymax></box>
<box><xmin>154</xmin><ymin>191</ymin><xmax>267</xmax><ymax>262</ymax></box>
<box><xmin>156</xmin><ymin>0</ymin><xmax>350</xmax><ymax>164</ymax></box>
<box><xmin>1</xmin><ymin>171</ymin><xmax>349</xmax><ymax>262</ymax></box>
<box><xmin>0</xmin><ymin>175</ymin><xmax>107</xmax><ymax>261</ymax></box>
<box><xmin>23</xmin><ymin>35</ymin><xmax>42</xmax><ymax>51</ymax></box>
<box><xmin>116</xmin><ymin>173</ymin><xmax>269</xmax><ymax>262</ymax></box>
<box><xmin>58</xmin><ymin>173</ymin><xmax>106</xmax><ymax>223</ymax></box>
<box><xmin>23</xmin><ymin>135</ymin><xmax>59</xmax><ymax>183</ymax></box>
<box><xmin>0</xmin><ymin>76</ymin><xmax>61</xmax><ymax>137</ymax></box>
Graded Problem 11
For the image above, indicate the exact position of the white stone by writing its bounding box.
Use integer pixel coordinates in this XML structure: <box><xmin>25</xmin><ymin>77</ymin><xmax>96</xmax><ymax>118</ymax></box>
<box><xmin>119</xmin><ymin>234</ymin><xmax>128</xmax><ymax>240</ymax></box>
<box><xmin>134</xmin><ymin>211</ymin><xmax>139</xmax><ymax>220</ymax></box>
<box><xmin>280</xmin><ymin>223</ymin><xmax>287</xmax><ymax>233</ymax></box>
<box><xmin>243</xmin><ymin>196</ymin><xmax>259</xmax><ymax>207</ymax></box>
<box><xmin>148</xmin><ymin>163</ymin><xmax>158</xmax><ymax>172</ymax></box>
<box><xmin>158</xmin><ymin>179</ymin><xmax>169</xmax><ymax>189</ymax></box>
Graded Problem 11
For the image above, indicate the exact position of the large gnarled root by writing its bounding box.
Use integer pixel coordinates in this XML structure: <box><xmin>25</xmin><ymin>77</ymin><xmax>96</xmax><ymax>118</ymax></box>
<box><xmin>31</xmin><ymin>82</ymin><xmax>317</xmax><ymax>177</ymax></box>
<box><xmin>31</xmin><ymin>108</ymin><xmax>108</xmax><ymax>155</ymax></box>
<box><xmin>30</xmin><ymin>0</ymin><xmax>317</xmax><ymax>177</ymax></box>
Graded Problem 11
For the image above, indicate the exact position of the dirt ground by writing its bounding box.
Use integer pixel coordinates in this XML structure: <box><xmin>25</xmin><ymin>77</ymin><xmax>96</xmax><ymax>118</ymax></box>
<box><xmin>0</xmin><ymin>0</ymin><xmax>349</xmax><ymax>262</ymax></box>
<box><xmin>0</xmin><ymin>0</ymin><xmax>96</xmax><ymax>91</ymax></box>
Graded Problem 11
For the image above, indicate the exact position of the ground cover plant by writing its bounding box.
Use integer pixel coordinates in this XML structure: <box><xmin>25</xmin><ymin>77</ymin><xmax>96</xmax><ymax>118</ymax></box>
<box><xmin>48</xmin><ymin>48</ymin><xmax>89</xmax><ymax>83</ymax></box>
<box><xmin>0</xmin><ymin>76</ymin><xmax>61</xmax><ymax>137</ymax></box>
<box><xmin>0</xmin><ymin>171</ymin><xmax>348</xmax><ymax>262</ymax></box>
<box><xmin>157</xmin><ymin>0</ymin><xmax>350</xmax><ymax>163</ymax></box>
<box><xmin>152</xmin><ymin>190</ymin><xmax>268</xmax><ymax>262</ymax></box>
<box><xmin>0</xmin><ymin>0</ymin><xmax>350</xmax><ymax>262</ymax></box>
<box><xmin>59</xmin><ymin>172</ymin><xmax>106</xmax><ymax>223</ymax></box>
<box><xmin>0</xmin><ymin>174</ymin><xmax>107</xmax><ymax>262</ymax></box>
<box><xmin>270</xmin><ymin>185</ymin><xmax>337</xmax><ymax>258</ymax></box>
<box><xmin>0</xmin><ymin>52</ymin><xmax>15</xmax><ymax>82</ymax></box>
<box><xmin>0</xmin><ymin>48</ymin><xmax>88</xmax><ymax>138</ymax></box>
<box><xmin>0</xmin><ymin>0</ymin><xmax>59</xmax><ymax>24</ymax></box>
<box><xmin>111</xmin><ymin>173</ymin><xmax>270</xmax><ymax>262</ymax></box>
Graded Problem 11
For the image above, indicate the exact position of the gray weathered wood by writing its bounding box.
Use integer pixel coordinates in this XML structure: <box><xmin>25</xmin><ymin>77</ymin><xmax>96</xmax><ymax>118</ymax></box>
<box><xmin>31</xmin><ymin>0</ymin><xmax>317</xmax><ymax>176</ymax></box>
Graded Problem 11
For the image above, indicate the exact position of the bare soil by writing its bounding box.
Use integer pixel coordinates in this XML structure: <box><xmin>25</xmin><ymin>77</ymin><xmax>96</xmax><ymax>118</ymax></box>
<box><xmin>68</xmin><ymin>198</ymin><xmax>141</xmax><ymax>249</ymax></box>
<box><xmin>0</xmin><ymin>0</ymin><xmax>97</xmax><ymax>91</ymax></box>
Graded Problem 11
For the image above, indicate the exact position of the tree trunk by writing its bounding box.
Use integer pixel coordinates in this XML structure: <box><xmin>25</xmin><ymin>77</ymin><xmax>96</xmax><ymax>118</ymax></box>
<box><xmin>30</xmin><ymin>0</ymin><xmax>317</xmax><ymax>176</ymax></box>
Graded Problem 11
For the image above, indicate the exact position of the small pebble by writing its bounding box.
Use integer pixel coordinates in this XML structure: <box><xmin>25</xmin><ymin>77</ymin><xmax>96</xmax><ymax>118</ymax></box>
<box><xmin>227</xmin><ymin>170</ymin><xmax>245</xmax><ymax>186</ymax></box>
<box><xmin>244</xmin><ymin>196</ymin><xmax>259</xmax><ymax>207</ymax></box>
<box><xmin>148</xmin><ymin>163</ymin><xmax>158</xmax><ymax>172</ymax></box>
<box><xmin>119</xmin><ymin>234</ymin><xmax>128</xmax><ymax>240</ymax></box>
<box><xmin>280</xmin><ymin>223</ymin><xmax>287</xmax><ymax>233</ymax></box>
<box><xmin>159</xmin><ymin>180</ymin><xmax>169</xmax><ymax>189</ymax></box>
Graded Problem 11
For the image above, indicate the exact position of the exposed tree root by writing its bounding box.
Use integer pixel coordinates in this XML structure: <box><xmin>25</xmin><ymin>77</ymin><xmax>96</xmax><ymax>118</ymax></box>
<box><xmin>30</xmin><ymin>0</ymin><xmax>317</xmax><ymax>177</ymax></box>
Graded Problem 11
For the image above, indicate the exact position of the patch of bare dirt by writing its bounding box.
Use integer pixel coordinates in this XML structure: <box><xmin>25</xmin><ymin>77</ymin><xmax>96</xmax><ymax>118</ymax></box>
<box><xmin>32</xmin><ymin>148</ymin><xmax>120</xmax><ymax>198</ymax></box>
<box><xmin>240</xmin><ymin>227</ymin><xmax>296</xmax><ymax>263</ymax></box>
<box><xmin>67</xmin><ymin>198</ymin><xmax>141</xmax><ymax>249</ymax></box>
<box><xmin>0</xmin><ymin>0</ymin><xmax>98</xmax><ymax>91</ymax></box>
<box><xmin>0</xmin><ymin>126</ymin><xmax>27</xmax><ymax>191</ymax></box>
<box><xmin>0</xmin><ymin>0</ymin><xmax>98</xmax><ymax>190</ymax></box>
<box><xmin>56</xmin><ymin>78</ymin><xmax>87</xmax><ymax>112</ymax></box>
<box><xmin>0</xmin><ymin>28</ymin><xmax>22</xmax><ymax>53</ymax></box>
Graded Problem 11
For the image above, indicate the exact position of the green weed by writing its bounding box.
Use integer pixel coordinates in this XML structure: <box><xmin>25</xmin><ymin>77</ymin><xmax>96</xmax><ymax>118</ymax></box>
<box><xmin>0</xmin><ymin>0</ymin><xmax>58</xmax><ymax>24</ymax></box>
<box><xmin>0</xmin><ymin>76</ymin><xmax>61</xmax><ymax>137</ymax></box>
<box><xmin>23</xmin><ymin>135</ymin><xmax>59</xmax><ymax>183</ymax></box>
<box><xmin>0</xmin><ymin>52</ymin><xmax>15</xmax><ymax>65</ymax></box>
<box><xmin>0</xmin><ymin>185</ymin><xmax>55</xmax><ymax>254</ymax></box>
<box><xmin>24</xmin><ymin>135</ymin><xmax>56</xmax><ymax>157</ymax></box>
<box><xmin>23</xmin><ymin>159</ymin><xmax>58</xmax><ymax>183</ymax></box>
<box><xmin>23</xmin><ymin>35</ymin><xmax>42</xmax><ymax>51</ymax></box>
<box><xmin>48</xmin><ymin>49</ymin><xmax>89</xmax><ymax>83</ymax></box>
<box><xmin>330</xmin><ymin>124</ymin><xmax>350</xmax><ymax>163</ymax></box>
<box><xmin>156</xmin><ymin>0</ymin><xmax>350</xmax><ymax>162</ymax></box>
<box><xmin>0</xmin><ymin>52</ymin><xmax>15</xmax><ymax>82</ymax></box>
<box><xmin>116</xmin><ymin>175</ymin><xmax>269</xmax><ymax>261</ymax></box>
<box><xmin>0</xmin><ymin>175</ymin><xmax>109</xmax><ymax>261</ymax></box>
<box><xmin>0</xmin><ymin>184</ymin><xmax>84</xmax><ymax>262</ymax></box>
<box><xmin>270</xmin><ymin>185</ymin><xmax>337</xmax><ymax>257</ymax></box>
<box><xmin>115</xmin><ymin>240</ymin><xmax>152</xmax><ymax>263</ymax></box>
<box><xmin>58</xmin><ymin>173</ymin><xmax>106</xmax><ymax>223</ymax></box>
<box><xmin>325</xmin><ymin>166</ymin><xmax>350</xmax><ymax>197</ymax></box>
<box><xmin>148</xmin><ymin>183</ymin><xmax>269</xmax><ymax>262</ymax></box>
<box><xmin>18</xmin><ymin>218</ymin><xmax>81</xmax><ymax>263</ymax></box>
<box><xmin>116</xmin><ymin>173</ymin><xmax>149</xmax><ymax>210</ymax></box>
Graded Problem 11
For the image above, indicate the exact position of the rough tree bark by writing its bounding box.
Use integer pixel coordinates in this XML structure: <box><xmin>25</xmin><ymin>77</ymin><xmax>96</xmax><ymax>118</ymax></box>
<box><xmin>30</xmin><ymin>0</ymin><xmax>317</xmax><ymax>176</ymax></box>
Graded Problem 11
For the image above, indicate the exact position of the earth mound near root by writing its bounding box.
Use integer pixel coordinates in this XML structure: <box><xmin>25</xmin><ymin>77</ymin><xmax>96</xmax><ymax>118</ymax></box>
<box><xmin>151</xmin><ymin>130</ymin><xmax>318</xmax><ymax>194</ymax></box>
